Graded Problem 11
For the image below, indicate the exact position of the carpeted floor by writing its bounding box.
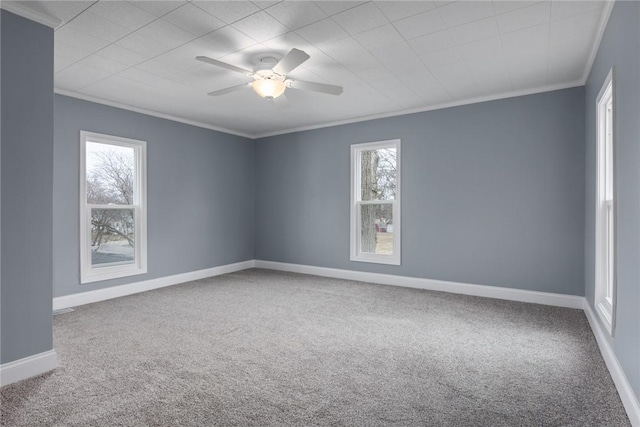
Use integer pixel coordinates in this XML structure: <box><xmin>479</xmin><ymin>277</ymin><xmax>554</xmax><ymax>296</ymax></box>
<box><xmin>0</xmin><ymin>269</ymin><xmax>630</xmax><ymax>426</ymax></box>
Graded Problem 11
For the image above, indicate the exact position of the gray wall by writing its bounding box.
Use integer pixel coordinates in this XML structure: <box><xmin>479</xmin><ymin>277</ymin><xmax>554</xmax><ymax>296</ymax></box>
<box><xmin>53</xmin><ymin>95</ymin><xmax>255</xmax><ymax>297</ymax></box>
<box><xmin>1</xmin><ymin>11</ymin><xmax>54</xmax><ymax>364</ymax></box>
<box><xmin>584</xmin><ymin>1</ymin><xmax>640</xmax><ymax>399</ymax></box>
<box><xmin>255</xmin><ymin>88</ymin><xmax>586</xmax><ymax>295</ymax></box>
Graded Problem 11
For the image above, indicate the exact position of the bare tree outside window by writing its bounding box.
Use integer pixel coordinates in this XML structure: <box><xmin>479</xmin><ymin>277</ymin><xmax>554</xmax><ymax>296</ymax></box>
<box><xmin>360</xmin><ymin>148</ymin><xmax>396</xmax><ymax>254</ymax></box>
<box><xmin>86</xmin><ymin>142</ymin><xmax>136</xmax><ymax>266</ymax></box>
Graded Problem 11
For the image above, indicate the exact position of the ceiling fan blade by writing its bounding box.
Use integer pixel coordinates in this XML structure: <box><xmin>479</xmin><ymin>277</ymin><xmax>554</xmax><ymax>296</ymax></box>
<box><xmin>196</xmin><ymin>56</ymin><xmax>253</xmax><ymax>76</ymax></box>
<box><xmin>287</xmin><ymin>79</ymin><xmax>343</xmax><ymax>96</ymax></box>
<box><xmin>272</xmin><ymin>48</ymin><xmax>310</xmax><ymax>75</ymax></box>
<box><xmin>207</xmin><ymin>83</ymin><xmax>251</xmax><ymax>96</ymax></box>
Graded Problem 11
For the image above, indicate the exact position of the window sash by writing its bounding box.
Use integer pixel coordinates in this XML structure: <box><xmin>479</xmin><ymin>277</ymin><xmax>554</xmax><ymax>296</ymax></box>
<box><xmin>595</xmin><ymin>69</ymin><xmax>615</xmax><ymax>335</ymax></box>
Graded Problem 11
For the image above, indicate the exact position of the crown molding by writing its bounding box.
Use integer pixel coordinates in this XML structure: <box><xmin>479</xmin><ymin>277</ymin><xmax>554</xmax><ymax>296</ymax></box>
<box><xmin>54</xmin><ymin>89</ymin><xmax>254</xmax><ymax>140</ymax></box>
<box><xmin>0</xmin><ymin>1</ymin><xmax>61</xmax><ymax>28</ymax></box>
<box><xmin>582</xmin><ymin>0</ymin><xmax>616</xmax><ymax>84</ymax></box>
<box><xmin>253</xmin><ymin>81</ymin><xmax>584</xmax><ymax>139</ymax></box>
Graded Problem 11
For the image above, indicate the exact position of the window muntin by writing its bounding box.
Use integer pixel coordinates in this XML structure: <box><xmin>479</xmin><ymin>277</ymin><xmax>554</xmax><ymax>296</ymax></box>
<box><xmin>80</xmin><ymin>131</ymin><xmax>147</xmax><ymax>283</ymax></box>
<box><xmin>351</xmin><ymin>140</ymin><xmax>401</xmax><ymax>265</ymax></box>
<box><xmin>595</xmin><ymin>69</ymin><xmax>615</xmax><ymax>335</ymax></box>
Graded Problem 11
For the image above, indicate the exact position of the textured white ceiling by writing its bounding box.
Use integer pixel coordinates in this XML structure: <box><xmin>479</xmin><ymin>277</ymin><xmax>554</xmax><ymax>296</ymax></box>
<box><xmin>8</xmin><ymin>1</ymin><xmax>610</xmax><ymax>137</ymax></box>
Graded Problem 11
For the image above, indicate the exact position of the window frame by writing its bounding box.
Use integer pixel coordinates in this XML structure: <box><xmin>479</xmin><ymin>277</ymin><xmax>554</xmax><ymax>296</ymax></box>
<box><xmin>595</xmin><ymin>68</ymin><xmax>616</xmax><ymax>335</ymax></box>
<box><xmin>79</xmin><ymin>131</ymin><xmax>147</xmax><ymax>284</ymax></box>
<box><xmin>350</xmin><ymin>139</ymin><xmax>401</xmax><ymax>265</ymax></box>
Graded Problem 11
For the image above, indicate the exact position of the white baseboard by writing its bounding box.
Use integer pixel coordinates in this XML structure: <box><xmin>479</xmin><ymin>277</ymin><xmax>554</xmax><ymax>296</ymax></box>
<box><xmin>53</xmin><ymin>260</ymin><xmax>256</xmax><ymax>310</ymax></box>
<box><xmin>583</xmin><ymin>300</ymin><xmax>640</xmax><ymax>426</ymax></box>
<box><xmin>0</xmin><ymin>350</ymin><xmax>58</xmax><ymax>387</ymax></box>
<box><xmin>254</xmin><ymin>260</ymin><xmax>585</xmax><ymax>309</ymax></box>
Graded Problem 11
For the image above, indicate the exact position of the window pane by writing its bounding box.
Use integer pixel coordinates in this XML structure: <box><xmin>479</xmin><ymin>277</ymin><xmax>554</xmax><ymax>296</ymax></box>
<box><xmin>360</xmin><ymin>148</ymin><xmax>397</xmax><ymax>201</ymax></box>
<box><xmin>91</xmin><ymin>208</ymin><xmax>135</xmax><ymax>267</ymax></box>
<box><xmin>86</xmin><ymin>141</ymin><xmax>135</xmax><ymax>205</ymax></box>
<box><xmin>360</xmin><ymin>203</ymin><xmax>393</xmax><ymax>255</ymax></box>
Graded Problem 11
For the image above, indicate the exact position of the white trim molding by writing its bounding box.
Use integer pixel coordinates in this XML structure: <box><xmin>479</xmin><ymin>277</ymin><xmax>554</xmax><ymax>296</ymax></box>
<box><xmin>583</xmin><ymin>300</ymin><xmax>640</xmax><ymax>426</ymax></box>
<box><xmin>0</xmin><ymin>350</ymin><xmax>58</xmax><ymax>387</ymax></box>
<box><xmin>53</xmin><ymin>260</ymin><xmax>255</xmax><ymax>310</ymax></box>
<box><xmin>55</xmin><ymin>89</ymin><xmax>254</xmax><ymax>139</ymax></box>
<box><xmin>582</xmin><ymin>0</ymin><xmax>616</xmax><ymax>85</ymax></box>
<box><xmin>0</xmin><ymin>1</ymin><xmax>61</xmax><ymax>28</ymax></box>
<box><xmin>254</xmin><ymin>260</ymin><xmax>584</xmax><ymax>309</ymax></box>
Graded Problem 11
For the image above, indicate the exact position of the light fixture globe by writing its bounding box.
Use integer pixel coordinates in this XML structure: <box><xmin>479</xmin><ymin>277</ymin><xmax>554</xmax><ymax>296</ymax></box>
<box><xmin>252</xmin><ymin>77</ymin><xmax>286</xmax><ymax>100</ymax></box>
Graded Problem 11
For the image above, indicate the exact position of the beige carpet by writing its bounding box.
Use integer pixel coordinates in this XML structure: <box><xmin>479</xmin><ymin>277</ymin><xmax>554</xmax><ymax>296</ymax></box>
<box><xmin>1</xmin><ymin>269</ymin><xmax>630</xmax><ymax>426</ymax></box>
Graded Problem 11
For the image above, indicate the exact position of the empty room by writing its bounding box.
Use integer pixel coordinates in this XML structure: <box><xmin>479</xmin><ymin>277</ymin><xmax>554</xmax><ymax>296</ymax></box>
<box><xmin>1</xmin><ymin>0</ymin><xmax>639</xmax><ymax>425</ymax></box>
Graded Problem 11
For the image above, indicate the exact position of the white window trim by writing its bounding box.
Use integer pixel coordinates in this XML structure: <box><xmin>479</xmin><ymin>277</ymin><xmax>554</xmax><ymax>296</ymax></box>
<box><xmin>80</xmin><ymin>131</ymin><xmax>147</xmax><ymax>284</ymax></box>
<box><xmin>595</xmin><ymin>68</ymin><xmax>616</xmax><ymax>336</ymax></box>
<box><xmin>350</xmin><ymin>139</ymin><xmax>401</xmax><ymax>265</ymax></box>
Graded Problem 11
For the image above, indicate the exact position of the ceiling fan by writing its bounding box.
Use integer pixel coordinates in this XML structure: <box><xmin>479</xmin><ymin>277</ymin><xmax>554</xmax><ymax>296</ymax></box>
<box><xmin>195</xmin><ymin>48</ymin><xmax>343</xmax><ymax>102</ymax></box>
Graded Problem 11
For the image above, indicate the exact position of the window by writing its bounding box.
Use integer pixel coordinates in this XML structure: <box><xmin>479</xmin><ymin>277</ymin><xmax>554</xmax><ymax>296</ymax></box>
<box><xmin>350</xmin><ymin>139</ymin><xmax>401</xmax><ymax>265</ymax></box>
<box><xmin>80</xmin><ymin>131</ymin><xmax>147</xmax><ymax>283</ymax></box>
<box><xmin>595</xmin><ymin>69</ymin><xmax>616</xmax><ymax>335</ymax></box>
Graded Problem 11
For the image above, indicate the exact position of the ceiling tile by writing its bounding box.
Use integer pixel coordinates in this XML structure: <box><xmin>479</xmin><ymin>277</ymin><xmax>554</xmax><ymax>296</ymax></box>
<box><xmin>152</xmin><ymin>39</ymin><xmax>213</xmax><ymax>72</ymax></box>
<box><xmin>135</xmin><ymin>59</ymin><xmax>183</xmax><ymax>78</ymax></box>
<box><xmin>384</xmin><ymin>55</ymin><xmax>426</xmax><ymax>75</ymax></box>
<box><xmin>437</xmin><ymin>1</ymin><xmax>496</xmax><ymax>28</ymax></box>
<box><xmin>374</xmin><ymin>1</ymin><xmax>436</xmax><ymax>22</ymax></box>
<box><xmin>252</xmin><ymin>1</ymin><xmax>280</xmax><ymax>9</ymax></box>
<box><xmin>54</xmin><ymin>41</ymin><xmax>92</xmax><ymax>72</ymax></box>
<box><xmin>372</xmin><ymin>42</ymin><xmax>417</xmax><ymax>64</ymax></box>
<box><xmin>192</xmin><ymin>1</ymin><xmax>260</xmax><ymax>24</ymax></box>
<box><xmin>261</xmin><ymin>31</ymin><xmax>311</xmax><ymax>52</ymax></box>
<box><xmin>128</xmin><ymin>1</ymin><xmax>186</xmax><ymax>18</ymax></box>
<box><xmin>408</xmin><ymin>30</ymin><xmax>455</xmax><ymax>56</ymax></box>
<box><xmin>89</xmin><ymin>2</ymin><xmax>157</xmax><ymax>31</ymax></box>
<box><xmin>296</xmin><ymin>18</ymin><xmax>349</xmax><ymax>45</ymax></box>
<box><xmin>61</xmin><ymin>11</ymin><xmax>132</xmax><ymax>43</ymax></box>
<box><xmin>394</xmin><ymin>9</ymin><xmax>446</xmax><ymax>40</ymax></box>
<box><xmin>419</xmin><ymin>48</ymin><xmax>463</xmax><ymax>68</ymax></box>
<box><xmin>355</xmin><ymin>24</ymin><xmax>403</xmax><ymax>51</ymax></box>
<box><xmin>45</xmin><ymin>0</ymin><xmax>610</xmax><ymax>136</ymax></box>
<box><xmin>316</xmin><ymin>37</ymin><xmax>368</xmax><ymax>62</ymax></box>
<box><xmin>342</xmin><ymin>52</ymin><xmax>382</xmax><ymax>73</ymax></box>
<box><xmin>550</xmin><ymin>1</ymin><xmax>604</xmax><ymax>21</ymax></box>
<box><xmin>447</xmin><ymin>17</ymin><xmax>500</xmax><ymax>46</ymax></box>
<box><xmin>116</xmin><ymin>32</ymin><xmax>171</xmax><ymax>57</ymax></box>
<box><xmin>199</xmin><ymin>26</ymin><xmax>259</xmax><ymax>58</ymax></box>
<box><xmin>232</xmin><ymin>11</ymin><xmax>290</xmax><ymax>42</ymax></box>
<box><xmin>449</xmin><ymin>36</ymin><xmax>503</xmax><ymax>63</ymax></box>
<box><xmin>332</xmin><ymin>2</ymin><xmax>389</xmax><ymax>35</ymax></box>
<box><xmin>548</xmin><ymin>9</ymin><xmax>602</xmax><ymax>81</ymax></box>
<box><xmin>119</xmin><ymin>68</ymin><xmax>172</xmax><ymax>89</ymax></box>
<box><xmin>76</xmin><ymin>55</ymin><xmax>131</xmax><ymax>75</ymax></box>
<box><xmin>55</xmin><ymin>26</ymin><xmax>111</xmax><ymax>52</ymax></box>
<box><xmin>398</xmin><ymin>69</ymin><xmax>451</xmax><ymax>103</ymax></box>
<box><xmin>497</xmin><ymin>1</ymin><xmax>551</xmax><ymax>34</ymax></box>
<box><xmin>430</xmin><ymin>62</ymin><xmax>476</xmax><ymax>98</ymax></box>
<box><xmin>137</xmin><ymin>19</ymin><xmax>197</xmax><ymax>49</ymax></box>
<box><xmin>493</xmin><ymin>1</ymin><xmax>543</xmax><ymax>15</ymax></box>
<box><xmin>501</xmin><ymin>22</ymin><xmax>549</xmax><ymax>54</ymax></box>
<box><xmin>162</xmin><ymin>3</ymin><xmax>225</xmax><ymax>37</ymax></box>
<box><xmin>356</xmin><ymin>66</ymin><xmax>396</xmax><ymax>84</ymax></box>
<box><xmin>313</xmin><ymin>1</ymin><xmax>366</xmax><ymax>17</ymax></box>
<box><xmin>266</xmin><ymin>1</ymin><xmax>328</xmax><ymax>30</ymax></box>
<box><xmin>97</xmin><ymin>44</ymin><xmax>149</xmax><ymax>67</ymax></box>
<box><xmin>55</xmin><ymin>63</ymin><xmax>112</xmax><ymax>91</ymax></box>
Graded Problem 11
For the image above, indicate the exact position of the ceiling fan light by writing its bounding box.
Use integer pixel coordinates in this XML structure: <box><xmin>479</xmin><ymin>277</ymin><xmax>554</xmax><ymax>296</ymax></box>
<box><xmin>252</xmin><ymin>79</ymin><xmax>286</xmax><ymax>99</ymax></box>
